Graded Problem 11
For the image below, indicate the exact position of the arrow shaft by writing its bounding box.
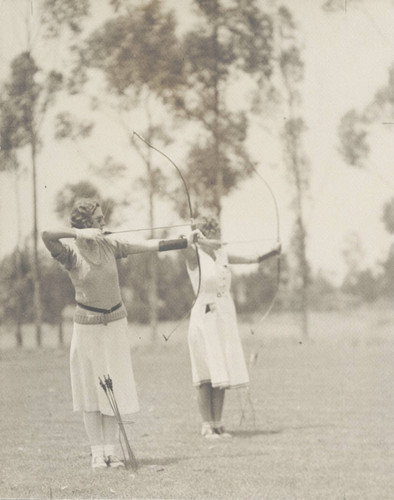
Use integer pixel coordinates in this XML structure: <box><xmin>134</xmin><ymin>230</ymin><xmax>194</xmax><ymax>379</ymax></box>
<box><xmin>104</xmin><ymin>223</ymin><xmax>190</xmax><ymax>235</ymax></box>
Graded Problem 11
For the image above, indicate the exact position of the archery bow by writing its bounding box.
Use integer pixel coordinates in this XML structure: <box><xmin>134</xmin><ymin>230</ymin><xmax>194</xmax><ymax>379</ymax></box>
<box><xmin>132</xmin><ymin>131</ymin><xmax>201</xmax><ymax>342</ymax></box>
<box><xmin>238</xmin><ymin>163</ymin><xmax>281</xmax><ymax>427</ymax></box>
<box><xmin>247</xmin><ymin>162</ymin><xmax>281</xmax><ymax>335</ymax></box>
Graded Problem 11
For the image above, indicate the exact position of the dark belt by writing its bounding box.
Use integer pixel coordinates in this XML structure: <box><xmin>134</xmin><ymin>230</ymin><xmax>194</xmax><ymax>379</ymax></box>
<box><xmin>76</xmin><ymin>302</ymin><xmax>122</xmax><ymax>314</ymax></box>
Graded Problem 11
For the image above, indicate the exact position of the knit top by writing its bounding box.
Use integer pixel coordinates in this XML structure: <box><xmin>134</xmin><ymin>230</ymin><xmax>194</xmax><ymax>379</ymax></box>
<box><xmin>52</xmin><ymin>235</ymin><xmax>135</xmax><ymax>325</ymax></box>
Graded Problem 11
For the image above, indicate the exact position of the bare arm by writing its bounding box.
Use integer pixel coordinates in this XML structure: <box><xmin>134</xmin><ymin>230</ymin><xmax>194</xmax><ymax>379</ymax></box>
<box><xmin>228</xmin><ymin>243</ymin><xmax>281</xmax><ymax>265</ymax></box>
<box><xmin>41</xmin><ymin>228</ymin><xmax>77</xmax><ymax>256</ymax></box>
<box><xmin>121</xmin><ymin>238</ymin><xmax>185</xmax><ymax>255</ymax></box>
<box><xmin>114</xmin><ymin>229</ymin><xmax>204</xmax><ymax>256</ymax></box>
<box><xmin>227</xmin><ymin>253</ymin><xmax>261</xmax><ymax>264</ymax></box>
<box><xmin>183</xmin><ymin>238</ymin><xmax>276</xmax><ymax>267</ymax></box>
<box><xmin>42</xmin><ymin>227</ymin><xmax>203</xmax><ymax>257</ymax></box>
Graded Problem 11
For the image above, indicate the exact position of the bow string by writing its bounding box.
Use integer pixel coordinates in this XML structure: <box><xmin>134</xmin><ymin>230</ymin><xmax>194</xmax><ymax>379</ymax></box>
<box><xmin>132</xmin><ymin>131</ymin><xmax>202</xmax><ymax>342</ymax></box>
<box><xmin>248</xmin><ymin>162</ymin><xmax>281</xmax><ymax>335</ymax></box>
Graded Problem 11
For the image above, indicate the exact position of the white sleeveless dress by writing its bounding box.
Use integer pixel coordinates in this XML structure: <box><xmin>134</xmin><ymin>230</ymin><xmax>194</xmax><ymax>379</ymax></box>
<box><xmin>187</xmin><ymin>248</ymin><xmax>249</xmax><ymax>388</ymax></box>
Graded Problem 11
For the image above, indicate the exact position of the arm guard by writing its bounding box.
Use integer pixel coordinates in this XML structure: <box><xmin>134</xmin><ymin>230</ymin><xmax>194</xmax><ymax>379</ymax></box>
<box><xmin>158</xmin><ymin>237</ymin><xmax>188</xmax><ymax>252</ymax></box>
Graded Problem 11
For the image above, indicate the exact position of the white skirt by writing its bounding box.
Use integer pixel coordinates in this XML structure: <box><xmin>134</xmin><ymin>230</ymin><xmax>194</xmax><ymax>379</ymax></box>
<box><xmin>70</xmin><ymin>318</ymin><xmax>139</xmax><ymax>415</ymax></box>
<box><xmin>188</xmin><ymin>295</ymin><xmax>249</xmax><ymax>388</ymax></box>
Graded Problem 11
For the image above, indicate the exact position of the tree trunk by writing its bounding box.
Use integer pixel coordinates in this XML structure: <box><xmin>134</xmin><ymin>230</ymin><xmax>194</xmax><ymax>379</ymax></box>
<box><xmin>212</xmin><ymin>3</ymin><xmax>222</xmax><ymax>218</ymax></box>
<box><xmin>15</xmin><ymin>249</ymin><xmax>23</xmax><ymax>348</ymax></box>
<box><xmin>147</xmin><ymin>126</ymin><xmax>159</xmax><ymax>343</ymax></box>
<box><xmin>293</xmin><ymin>171</ymin><xmax>309</xmax><ymax>342</ymax></box>
<box><xmin>14</xmin><ymin>170</ymin><xmax>23</xmax><ymax>347</ymax></box>
<box><xmin>31</xmin><ymin>135</ymin><xmax>42</xmax><ymax>347</ymax></box>
<box><xmin>148</xmin><ymin>253</ymin><xmax>159</xmax><ymax>343</ymax></box>
<box><xmin>298</xmin><ymin>218</ymin><xmax>309</xmax><ymax>341</ymax></box>
<box><xmin>300</xmin><ymin>285</ymin><xmax>308</xmax><ymax>341</ymax></box>
<box><xmin>58</xmin><ymin>318</ymin><xmax>64</xmax><ymax>347</ymax></box>
<box><xmin>282</xmin><ymin>59</ymin><xmax>309</xmax><ymax>342</ymax></box>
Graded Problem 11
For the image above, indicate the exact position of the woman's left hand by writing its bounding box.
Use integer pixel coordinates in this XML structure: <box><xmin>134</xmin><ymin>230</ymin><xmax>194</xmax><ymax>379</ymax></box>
<box><xmin>199</xmin><ymin>238</ymin><xmax>222</xmax><ymax>250</ymax></box>
<box><xmin>187</xmin><ymin>229</ymin><xmax>204</xmax><ymax>246</ymax></box>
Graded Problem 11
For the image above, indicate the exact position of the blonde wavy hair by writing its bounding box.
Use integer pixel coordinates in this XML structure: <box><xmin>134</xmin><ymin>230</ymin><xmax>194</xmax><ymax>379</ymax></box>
<box><xmin>70</xmin><ymin>198</ymin><xmax>100</xmax><ymax>228</ymax></box>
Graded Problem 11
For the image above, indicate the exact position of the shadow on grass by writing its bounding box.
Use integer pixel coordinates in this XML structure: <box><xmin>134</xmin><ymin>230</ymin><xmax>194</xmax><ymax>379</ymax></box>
<box><xmin>284</xmin><ymin>423</ymin><xmax>337</xmax><ymax>432</ymax></box>
<box><xmin>232</xmin><ymin>423</ymin><xmax>335</xmax><ymax>438</ymax></box>
<box><xmin>231</xmin><ymin>429</ymin><xmax>281</xmax><ymax>438</ymax></box>
<box><xmin>137</xmin><ymin>456</ymin><xmax>191</xmax><ymax>467</ymax></box>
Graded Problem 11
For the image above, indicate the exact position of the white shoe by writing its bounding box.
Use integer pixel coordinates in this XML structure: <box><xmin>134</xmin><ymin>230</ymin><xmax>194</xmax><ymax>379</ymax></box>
<box><xmin>201</xmin><ymin>423</ymin><xmax>220</xmax><ymax>440</ymax></box>
<box><xmin>107</xmin><ymin>455</ymin><xmax>125</xmax><ymax>468</ymax></box>
<box><xmin>91</xmin><ymin>455</ymin><xmax>108</xmax><ymax>469</ymax></box>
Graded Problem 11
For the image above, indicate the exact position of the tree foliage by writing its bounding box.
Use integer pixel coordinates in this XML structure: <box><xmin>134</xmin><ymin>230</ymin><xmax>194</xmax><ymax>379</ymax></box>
<box><xmin>168</xmin><ymin>0</ymin><xmax>275</xmax><ymax>215</ymax></box>
<box><xmin>71</xmin><ymin>0</ymin><xmax>183</xmax><ymax>100</ymax></box>
<box><xmin>338</xmin><ymin>110</ymin><xmax>370</xmax><ymax>167</ymax></box>
<box><xmin>0</xmin><ymin>246</ymin><xmax>33</xmax><ymax>325</ymax></box>
<box><xmin>0</xmin><ymin>48</ymin><xmax>66</xmax><ymax>344</ymax></box>
<box><xmin>54</xmin><ymin>180</ymin><xmax>116</xmax><ymax>225</ymax></box>
<box><xmin>2</xmin><ymin>53</ymin><xmax>39</xmax><ymax>147</ymax></box>
<box><xmin>106</xmin><ymin>252</ymin><xmax>194</xmax><ymax>323</ymax></box>
<box><xmin>380</xmin><ymin>244</ymin><xmax>394</xmax><ymax>299</ymax></box>
<box><xmin>338</xmin><ymin>62</ymin><xmax>394</xmax><ymax>169</ymax></box>
<box><xmin>335</xmin><ymin>23</ymin><xmax>394</xmax><ymax>303</ymax></box>
<box><xmin>276</xmin><ymin>6</ymin><xmax>311</xmax><ymax>339</ymax></box>
<box><xmin>61</xmin><ymin>0</ymin><xmax>182</xmax><ymax>219</ymax></box>
<box><xmin>0</xmin><ymin>245</ymin><xmax>73</xmax><ymax>326</ymax></box>
<box><xmin>40</xmin><ymin>258</ymin><xmax>75</xmax><ymax>324</ymax></box>
<box><xmin>382</xmin><ymin>197</ymin><xmax>394</xmax><ymax>234</ymax></box>
<box><xmin>40</xmin><ymin>0</ymin><xmax>90</xmax><ymax>37</ymax></box>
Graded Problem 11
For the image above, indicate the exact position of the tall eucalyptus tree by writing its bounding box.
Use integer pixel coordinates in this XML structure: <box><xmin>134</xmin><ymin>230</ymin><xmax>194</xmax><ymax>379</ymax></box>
<box><xmin>169</xmin><ymin>0</ymin><xmax>276</xmax><ymax>217</ymax></box>
<box><xmin>277</xmin><ymin>6</ymin><xmax>310</xmax><ymax>340</ymax></box>
<box><xmin>0</xmin><ymin>0</ymin><xmax>89</xmax><ymax>345</ymax></box>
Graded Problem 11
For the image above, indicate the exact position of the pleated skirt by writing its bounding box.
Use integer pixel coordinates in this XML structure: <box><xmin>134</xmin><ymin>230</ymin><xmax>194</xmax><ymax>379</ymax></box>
<box><xmin>188</xmin><ymin>295</ymin><xmax>249</xmax><ymax>388</ymax></box>
<box><xmin>70</xmin><ymin>318</ymin><xmax>139</xmax><ymax>416</ymax></box>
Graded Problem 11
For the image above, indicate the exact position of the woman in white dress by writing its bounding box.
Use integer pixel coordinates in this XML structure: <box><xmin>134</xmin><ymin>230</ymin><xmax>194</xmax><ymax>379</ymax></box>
<box><xmin>183</xmin><ymin>215</ymin><xmax>281</xmax><ymax>439</ymax></box>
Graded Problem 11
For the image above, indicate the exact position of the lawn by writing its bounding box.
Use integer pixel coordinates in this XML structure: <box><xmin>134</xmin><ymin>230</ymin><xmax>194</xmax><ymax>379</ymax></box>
<box><xmin>1</xmin><ymin>307</ymin><xmax>394</xmax><ymax>499</ymax></box>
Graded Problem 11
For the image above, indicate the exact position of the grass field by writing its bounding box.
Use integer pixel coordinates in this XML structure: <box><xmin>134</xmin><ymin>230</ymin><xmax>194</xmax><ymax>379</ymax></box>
<box><xmin>1</xmin><ymin>307</ymin><xmax>394</xmax><ymax>499</ymax></box>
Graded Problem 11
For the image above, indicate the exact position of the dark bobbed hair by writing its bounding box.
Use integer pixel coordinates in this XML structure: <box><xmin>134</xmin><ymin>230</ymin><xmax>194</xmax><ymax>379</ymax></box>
<box><xmin>196</xmin><ymin>214</ymin><xmax>221</xmax><ymax>236</ymax></box>
<box><xmin>70</xmin><ymin>198</ymin><xmax>100</xmax><ymax>229</ymax></box>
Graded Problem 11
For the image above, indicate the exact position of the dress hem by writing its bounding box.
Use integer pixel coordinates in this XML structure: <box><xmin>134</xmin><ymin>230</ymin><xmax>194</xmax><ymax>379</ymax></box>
<box><xmin>193</xmin><ymin>379</ymin><xmax>249</xmax><ymax>389</ymax></box>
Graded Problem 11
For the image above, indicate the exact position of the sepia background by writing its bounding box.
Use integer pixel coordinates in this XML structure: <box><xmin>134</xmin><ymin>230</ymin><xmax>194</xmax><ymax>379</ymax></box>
<box><xmin>0</xmin><ymin>1</ymin><xmax>393</xmax><ymax>499</ymax></box>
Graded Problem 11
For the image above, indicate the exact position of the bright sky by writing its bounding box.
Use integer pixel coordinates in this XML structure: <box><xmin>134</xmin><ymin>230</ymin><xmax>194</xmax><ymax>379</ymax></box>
<box><xmin>1</xmin><ymin>0</ymin><xmax>394</xmax><ymax>284</ymax></box>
